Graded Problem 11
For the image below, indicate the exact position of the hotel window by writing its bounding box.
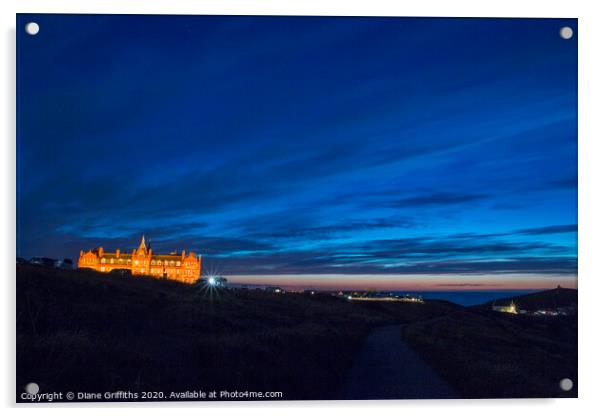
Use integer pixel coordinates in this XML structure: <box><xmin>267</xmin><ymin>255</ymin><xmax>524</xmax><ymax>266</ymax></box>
<box><xmin>157</xmin><ymin>260</ymin><xmax>162</xmax><ymax>265</ymax></box>
<box><xmin>151</xmin><ymin>260</ymin><xmax>156</xmax><ymax>265</ymax></box>
<box><xmin>101</xmin><ymin>258</ymin><xmax>106</xmax><ymax>264</ymax></box>
<box><xmin>110</xmin><ymin>258</ymin><xmax>114</xmax><ymax>264</ymax></box>
<box><xmin>176</xmin><ymin>261</ymin><xmax>180</xmax><ymax>266</ymax></box>
<box><xmin>135</xmin><ymin>260</ymin><xmax>138</xmax><ymax>265</ymax></box>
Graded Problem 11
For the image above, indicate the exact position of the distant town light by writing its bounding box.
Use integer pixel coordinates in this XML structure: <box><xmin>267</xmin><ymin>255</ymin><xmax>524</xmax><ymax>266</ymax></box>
<box><xmin>491</xmin><ymin>300</ymin><xmax>518</xmax><ymax>314</ymax></box>
<box><xmin>208</xmin><ymin>277</ymin><xmax>216</xmax><ymax>286</ymax></box>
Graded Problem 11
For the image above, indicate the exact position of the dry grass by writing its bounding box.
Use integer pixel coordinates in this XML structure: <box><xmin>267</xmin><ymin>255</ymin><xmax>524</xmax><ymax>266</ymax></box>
<box><xmin>17</xmin><ymin>264</ymin><xmax>457</xmax><ymax>401</ymax></box>
<box><xmin>401</xmin><ymin>308</ymin><xmax>577</xmax><ymax>398</ymax></box>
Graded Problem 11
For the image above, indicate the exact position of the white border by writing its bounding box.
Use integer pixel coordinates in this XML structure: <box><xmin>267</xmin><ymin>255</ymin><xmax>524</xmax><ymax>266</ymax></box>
<box><xmin>3</xmin><ymin>1</ymin><xmax>601</xmax><ymax>415</ymax></box>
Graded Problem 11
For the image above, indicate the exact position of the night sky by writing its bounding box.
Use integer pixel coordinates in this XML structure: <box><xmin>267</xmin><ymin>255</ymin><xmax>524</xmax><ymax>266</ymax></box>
<box><xmin>17</xmin><ymin>15</ymin><xmax>577</xmax><ymax>290</ymax></box>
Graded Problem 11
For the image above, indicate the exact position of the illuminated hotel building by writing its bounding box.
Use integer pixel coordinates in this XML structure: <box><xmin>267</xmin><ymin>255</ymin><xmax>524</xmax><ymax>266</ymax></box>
<box><xmin>77</xmin><ymin>235</ymin><xmax>201</xmax><ymax>284</ymax></box>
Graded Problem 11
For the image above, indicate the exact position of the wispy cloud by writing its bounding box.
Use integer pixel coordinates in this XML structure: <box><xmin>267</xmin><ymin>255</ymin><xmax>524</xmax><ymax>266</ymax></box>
<box><xmin>383</xmin><ymin>192</ymin><xmax>490</xmax><ymax>208</ymax></box>
<box><xmin>17</xmin><ymin>15</ymin><xmax>577</xmax><ymax>286</ymax></box>
<box><xmin>516</xmin><ymin>224</ymin><xmax>578</xmax><ymax>235</ymax></box>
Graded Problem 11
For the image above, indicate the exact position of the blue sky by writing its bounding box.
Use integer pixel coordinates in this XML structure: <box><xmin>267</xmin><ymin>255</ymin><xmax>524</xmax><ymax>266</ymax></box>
<box><xmin>17</xmin><ymin>15</ymin><xmax>577</xmax><ymax>288</ymax></box>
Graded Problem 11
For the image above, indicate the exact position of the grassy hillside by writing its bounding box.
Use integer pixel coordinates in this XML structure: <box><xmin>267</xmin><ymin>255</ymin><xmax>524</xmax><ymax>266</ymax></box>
<box><xmin>401</xmin><ymin>306</ymin><xmax>577</xmax><ymax>398</ymax></box>
<box><xmin>16</xmin><ymin>264</ymin><xmax>458</xmax><ymax>401</ymax></box>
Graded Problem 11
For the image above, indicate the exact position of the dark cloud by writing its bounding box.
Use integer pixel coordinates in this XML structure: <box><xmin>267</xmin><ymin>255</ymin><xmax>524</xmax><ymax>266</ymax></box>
<box><xmin>516</xmin><ymin>224</ymin><xmax>577</xmax><ymax>235</ymax></box>
<box><xmin>193</xmin><ymin>237</ymin><xmax>275</xmax><ymax>255</ymax></box>
<box><xmin>545</xmin><ymin>175</ymin><xmax>578</xmax><ymax>190</ymax></box>
<box><xmin>207</xmin><ymin>253</ymin><xmax>577</xmax><ymax>276</ymax></box>
<box><xmin>201</xmin><ymin>233</ymin><xmax>575</xmax><ymax>275</ymax></box>
<box><xmin>17</xmin><ymin>15</ymin><xmax>577</xmax><ymax>283</ymax></box>
<box><xmin>359</xmin><ymin>238</ymin><xmax>563</xmax><ymax>257</ymax></box>
<box><xmin>249</xmin><ymin>217</ymin><xmax>416</xmax><ymax>239</ymax></box>
<box><xmin>383</xmin><ymin>192</ymin><xmax>490</xmax><ymax>208</ymax></box>
<box><xmin>447</xmin><ymin>224</ymin><xmax>577</xmax><ymax>240</ymax></box>
<box><xmin>491</xmin><ymin>203</ymin><xmax>527</xmax><ymax>211</ymax></box>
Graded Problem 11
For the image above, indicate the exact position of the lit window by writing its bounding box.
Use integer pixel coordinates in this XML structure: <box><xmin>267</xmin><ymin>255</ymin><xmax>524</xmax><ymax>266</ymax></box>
<box><xmin>176</xmin><ymin>261</ymin><xmax>180</xmax><ymax>266</ymax></box>
<box><xmin>101</xmin><ymin>258</ymin><xmax>106</xmax><ymax>264</ymax></box>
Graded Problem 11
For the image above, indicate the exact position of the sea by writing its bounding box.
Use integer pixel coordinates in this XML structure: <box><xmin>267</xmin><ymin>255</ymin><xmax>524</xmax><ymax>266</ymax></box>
<box><xmin>397</xmin><ymin>290</ymin><xmax>539</xmax><ymax>306</ymax></box>
<box><xmin>230</xmin><ymin>283</ymin><xmax>540</xmax><ymax>307</ymax></box>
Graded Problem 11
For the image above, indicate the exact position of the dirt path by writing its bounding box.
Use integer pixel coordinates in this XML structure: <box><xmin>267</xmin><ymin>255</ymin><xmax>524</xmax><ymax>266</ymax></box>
<box><xmin>338</xmin><ymin>325</ymin><xmax>459</xmax><ymax>400</ymax></box>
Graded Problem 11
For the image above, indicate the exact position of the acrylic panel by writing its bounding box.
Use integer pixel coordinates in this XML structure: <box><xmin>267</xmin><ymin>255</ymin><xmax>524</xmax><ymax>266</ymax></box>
<box><xmin>16</xmin><ymin>14</ymin><xmax>577</xmax><ymax>402</ymax></box>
